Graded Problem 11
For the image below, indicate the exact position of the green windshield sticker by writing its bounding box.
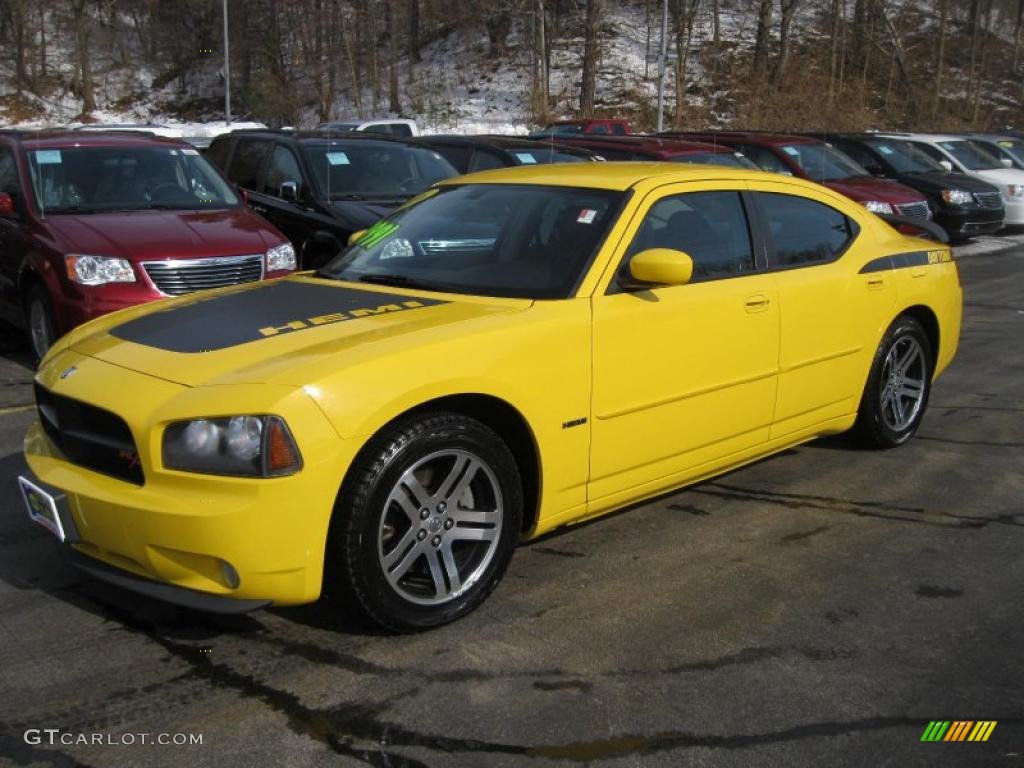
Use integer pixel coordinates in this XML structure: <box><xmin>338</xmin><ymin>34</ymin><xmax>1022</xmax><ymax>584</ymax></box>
<box><xmin>358</xmin><ymin>220</ymin><xmax>399</xmax><ymax>248</ymax></box>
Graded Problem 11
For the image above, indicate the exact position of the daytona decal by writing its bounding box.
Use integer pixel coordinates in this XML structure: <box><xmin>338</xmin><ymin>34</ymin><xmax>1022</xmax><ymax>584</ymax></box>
<box><xmin>859</xmin><ymin>249</ymin><xmax>951</xmax><ymax>274</ymax></box>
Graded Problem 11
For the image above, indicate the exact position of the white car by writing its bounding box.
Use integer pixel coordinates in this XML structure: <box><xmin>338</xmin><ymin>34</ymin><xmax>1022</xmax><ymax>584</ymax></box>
<box><xmin>877</xmin><ymin>132</ymin><xmax>1024</xmax><ymax>225</ymax></box>
<box><xmin>317</xmin><ymin>118</ymin><xmax>419</xmax><ymax>138</ymax></box>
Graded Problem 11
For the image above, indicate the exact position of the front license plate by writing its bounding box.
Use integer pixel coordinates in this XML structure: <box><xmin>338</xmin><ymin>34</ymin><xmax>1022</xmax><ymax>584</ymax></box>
<box><xmin>18</xmin><ymin>476</ymin><xmax>68</xmax><ymax>542</ymax></box>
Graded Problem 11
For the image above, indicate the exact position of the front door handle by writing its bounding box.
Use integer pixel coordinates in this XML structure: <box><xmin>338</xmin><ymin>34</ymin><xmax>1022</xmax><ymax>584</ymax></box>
<box><xmin>866</xmin><ymin>275</ymin><xmax>886</xmax><ymax>290</ymax></box>
<box><xmin>251</xmin><ymin>204</ymin><xmax>268</xmax><ymax>214</ymax></box>
<box><xmin>744</xmin><ymin>293</ymin><xmax>770</xmax><ymax>312</ymax></box>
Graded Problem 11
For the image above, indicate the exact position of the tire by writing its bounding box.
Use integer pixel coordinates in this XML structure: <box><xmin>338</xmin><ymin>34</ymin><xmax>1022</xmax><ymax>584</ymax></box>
<box><xmin>854</xmin><ymin>315</ymin><xmax>933</xmax><ymax>449</ymax></box>
<box><xmin>25</xmin><ymin>285</ymin><xmax>58</xmax><ymax>363</ymax></box>
<box><xmin>328</xmin><ymin>411</ymin><xmax>523</xmax><ymax>632</ymax></box>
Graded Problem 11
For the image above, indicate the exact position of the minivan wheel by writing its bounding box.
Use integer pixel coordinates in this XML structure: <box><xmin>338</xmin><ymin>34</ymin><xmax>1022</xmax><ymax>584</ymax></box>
<box><xmin>329</xmin><ymin>412</ymin><xmax>522</xmax><ymax>632</ymax></box>
<box><xmin>855</xmin><ymin>315</ymin><xmax>932</xmax><ymax>449</ymax></box>
<box><xmin>25</xmin><ymin>286</ymin><xmax>57</xmax><ymax>362</ymax></box>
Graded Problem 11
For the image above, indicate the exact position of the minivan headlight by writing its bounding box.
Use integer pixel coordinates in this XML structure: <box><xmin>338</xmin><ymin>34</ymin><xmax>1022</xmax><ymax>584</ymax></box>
<box><xmin>941</xmin><ymin>189</ymin><xmax>973</xmax><ymax>206</ymax></box>
<box><xmin>863</xmin><ymin>200</ymin><xmax>893</xmax><ymax>214</ymax></box>
<box><xmin>163</xmin><ymin>415</ymin><xmax>302</xmax><ymax>477</ymax></box>
<box><xmin>1007</xmin><ymin>185</ymin><xmax>1024</xmax><ymax>198</ymax></box>
<box><xmin>65</xmin><ymin>254</ymin><xmax>136</xmax><ymax>285</ymax></box>
<box><xmin>265</xmin><ymin>242</ymin><xmax>297</xmax><ymax>272</ymax></box>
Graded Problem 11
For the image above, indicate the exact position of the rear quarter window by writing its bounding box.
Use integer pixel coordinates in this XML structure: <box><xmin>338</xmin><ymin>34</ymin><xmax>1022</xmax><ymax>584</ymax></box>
<box><xmin>757</xmin><ymin>192</ymin><xmax>857</xmax><ymax>268</ymax></box>
<box><xmin>228</xmin><ymin>140</ymin><xmax>271</xmax><ymax>189</ymax></box>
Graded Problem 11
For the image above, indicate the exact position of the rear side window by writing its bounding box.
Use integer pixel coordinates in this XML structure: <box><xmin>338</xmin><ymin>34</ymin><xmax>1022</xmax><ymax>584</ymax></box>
<box><xmin>468</xmin><ymin>149</ymin><xmax>506</xmax><ymax>172</ymax></box>
<box><xmin>589</xmin><ymin>124</ymin><xmax>609</xmax><ymax>134</ymax></box>
<box><xmin>388</xmin><ymin>124</ymin><xmax>413</xmax><ymax>138</ymax></box>
<box><xmin>205</xmin><ymin>138</ymin><xmax>231</xmax><ymax>171</ymax></box>
<box><xmin>738</xmin><ymin>145</ymin><xmax>791</xmax><ymax>175</ymax></box>
<box><xmin>228</xmin><ymin>140</ymin><xmax>270</xmax><ymax>189</ymax></box>
<box><xmin>625</xmin><ymin>191</ymin><xmax>756</xmax><ymax>281</ymax></box>
<box><xmin>757</xmin><ymin>193</ymin><xmax>855</xmax><ymax>268</ymax></box>
<box><xmin>263</xmin><ymin>145</ymin><xmax>303</xmax><ymax>198</ymax></box>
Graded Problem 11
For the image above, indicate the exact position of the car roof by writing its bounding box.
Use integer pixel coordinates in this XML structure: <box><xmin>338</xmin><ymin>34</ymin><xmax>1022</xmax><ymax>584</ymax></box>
<box><xmin>7</xmin><ymin>130</ymin><xmax>190</xmax><ymax>149</ymax></box>
<box><xmin>544</xmin><ymin>135</ymin><xmax>733</xmax><ymax>156</ymax></box>
<box><xmin>416</xmin><ymin>135</ymin><xmax>595</xmax><ymax>153</ymax></box>
<box><xmin>435</xmin><ymin>161</ymin><xmax>781</xmax><ymax>191</ymax></box>
<box><xmin>219</xmin><ymin>129</ymin><xmax>415</xmax><ymax>145</ymax></box>
<box><xmin>664</xmin><ymin>131</ymin><xmax>820</xmax><ymax>147</ymax></box>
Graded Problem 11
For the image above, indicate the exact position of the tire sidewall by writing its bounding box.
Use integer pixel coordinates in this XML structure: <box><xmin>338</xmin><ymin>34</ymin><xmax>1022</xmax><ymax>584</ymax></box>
<box><xmin>860</xmin><ymin>317</ymin><xmax>933</xmax><ymax>447</ymax></box>
<box><xmin>25</xmin><ymin>286</ymin><xmax>56</xmax><ymax>363</ymax></box>
<box><xmin>340</xmin><ymin>414</ymin><xmax>522</xmax><ymax>631</ymax></box>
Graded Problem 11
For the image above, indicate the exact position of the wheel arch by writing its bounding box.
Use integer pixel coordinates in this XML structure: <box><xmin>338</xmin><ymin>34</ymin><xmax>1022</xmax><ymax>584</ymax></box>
<box><xmin>337</xmin><ymin>393</ymin><xmax>542</xmax><ymax>536</ymax></box>
<box><xmin>899</xmin><ymin>304</ymin><xmax>940</xmax><ymax>369</ymax></box>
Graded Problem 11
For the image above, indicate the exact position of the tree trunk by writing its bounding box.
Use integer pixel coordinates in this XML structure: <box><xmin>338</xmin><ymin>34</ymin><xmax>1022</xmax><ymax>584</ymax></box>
<box><xmin>713</xmin><ymin>0</ymin><xmax>720</xmax><ymax>44</ymax></box>
<box><xmin>39</xmin><ymin>1</ymin><xmax>47</xmax><ymax>77</ymax></box>
<box><xmin>932</xmin><ymin>0</ymin><xmax>948</xmax><ymax>118</ymax></box>
<box><xmin>71</xmin><ymin>0</ymin><xmax>96</xmax><ymax>115</ymax></box>
<box><xmin>407</xmin><ymin>0</ymin><xmax>419</xmax><ymax>85</ymax></box>
<box><xmin>671</xmin><ymin>0</ymin><xmax>699</xmax><ymax>125</ymax></box>
<box><xmin>1012</xmin><ymin>0</ymin><xmax>1022</xmax><ymax>71</ymax></box>
<box><xmin>752</xmin><ymin>0</ymin><xmax>772</xmax><ymax>75</ymax></box>
<box><xmin>828</xmin><ymin>0</ymin><xmax>841</xmax><ymax>103</ymax></box>
<box><xmin>13</xmin><ymin>0</ymin><xmax>26</xmax><ymax>95</ymax></box>
<box><xmin>773</xmin><ymin>0</ymin><xmax>800</xmax><ymax>85</ymax></box>
<box><xmin>387</xmin><ymin>0</ymin><xmax>400</xmax><ymax>112</ymax></box>
<box><xmin>580</xmin><ymin>0</ymin><xmax>603</xmax><ymax>117</ymax></box>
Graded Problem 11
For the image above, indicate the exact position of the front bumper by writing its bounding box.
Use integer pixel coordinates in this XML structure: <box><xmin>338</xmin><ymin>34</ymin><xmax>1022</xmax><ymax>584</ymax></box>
<box><xmin>24</xmin><ymin>350</ymin><xmax>359</xmax><ymax>609</ymax></box>
<box><xmin>934</xmin><ymin>206</ymin><xmax>1004</xmax><ymax>237</ymax></box>
<box><xmin>1002</xmin><ymin>198</ymin><xmax>1024</xmax><ymax>225</ymax></box>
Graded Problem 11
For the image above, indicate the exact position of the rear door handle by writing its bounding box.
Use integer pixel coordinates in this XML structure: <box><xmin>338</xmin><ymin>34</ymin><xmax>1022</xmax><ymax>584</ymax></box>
<box><xmin>744</xmin><ymin>293</ymin><xmax>770</xmax><ymax>312</ymax></box>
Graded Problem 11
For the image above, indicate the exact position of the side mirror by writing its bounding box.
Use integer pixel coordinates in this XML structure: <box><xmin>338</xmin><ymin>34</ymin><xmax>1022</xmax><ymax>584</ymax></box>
<box><xmin>627</xmin><ymin>248</ymin><xmax>694</xmax><ymax>287</ymax></box>
<box><xmin>1000</xmin><ymin>157</ymin><xmax>1013</xmax><ymax>168</ymax></box>
<box><xmin>0</xmin><ymin>192</ymin><xmax>14</xmax><ymax>217</ymax></box>
<box><xmin>939</xmin><ymin>160</ymin><xmax>953</xmax><ymax>172</ymax></box>
<box><xmin>280</xmin><ymin>180</ymin><xmax>299</xmax><ymax>201</ymax></box>
<box><xmin>348</xmin><ymin>229</ymin><xmax>367</xmax><ymax>246</ymax></box>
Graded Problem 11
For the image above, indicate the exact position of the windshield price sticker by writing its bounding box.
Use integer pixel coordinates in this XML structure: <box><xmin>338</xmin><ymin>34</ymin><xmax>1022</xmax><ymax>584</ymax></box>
<box><xmin>515</xmin><ymin>152</ymin><xmax>538</xmax><ymax>164</ymax></box>
<box><xmin>181</xmin><ymin>148</ymin><xmax>200</xmax><ymax>156</ymax></box>
<box><xmin>36</xmin><ymin>150</ymin><xmax>63</xmax><ymax>164</ymax></box>
<box><xmin>327</xmin><ymin>152</ymin><xmax>351</xmax><ymax>165</ymax></box>
<box><xmin>877</xmin><ymin>145</ymin><xmax>894</xmax><ymax>155</ymax></box>
<box><xmin>577</xmin><ymin>209</ymin><xmax>598</xmax><ymax>224</ymax></box>
<box><xmin>782</xmin><ymin>146</ymin><xmax>800</xmax><ymax>157</ymax></box>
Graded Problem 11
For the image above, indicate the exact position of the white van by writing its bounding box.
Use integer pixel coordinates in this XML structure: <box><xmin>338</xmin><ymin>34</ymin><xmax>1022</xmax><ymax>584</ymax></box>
<box><xmin>317</xmin><ymin>119</ymin><xmax>419</xmax><ymax>138</ymax></box>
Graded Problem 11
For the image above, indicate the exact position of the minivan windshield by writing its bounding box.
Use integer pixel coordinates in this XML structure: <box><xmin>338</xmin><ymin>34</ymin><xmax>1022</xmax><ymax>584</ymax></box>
<box><xmin>864</xmin><ymin>140</ymin><xmax>945</xmax><ymax>174</ymax></box>
<box><xmin>300</xmin><ymin>142</ymin><xmax>457</xmax><ymax>200</ymax></box>
<box><xmin>778</xmin><ymin>142</ymin><xmax>870</xmax><ymax>181</ymax></box>
<box><xmin>937</xmin><ymin>140</ymin><xmax>1002</xmax><ymax>171</ymax></box>
<box><xmin>26</xmin><ymin>146</ymin><xmax>239</xmax><ymax>214</ymax></box>
<box><xmin>319</xmin><ymin>184</ymin><xmax>624</xmax><ymax>299</ymax></box>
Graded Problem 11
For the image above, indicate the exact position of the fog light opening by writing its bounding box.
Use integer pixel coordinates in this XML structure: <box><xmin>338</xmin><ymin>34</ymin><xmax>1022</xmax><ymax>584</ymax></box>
<box><xmin>220</xmin><ymin>560</ymin><xmax>241</xmax><ymax>590</ymax></box>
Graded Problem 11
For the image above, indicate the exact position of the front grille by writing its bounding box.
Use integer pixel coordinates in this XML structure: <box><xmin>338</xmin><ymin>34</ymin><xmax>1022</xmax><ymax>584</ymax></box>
<box><xmin>973</xmin><ymin>191</ymin><xmax>1004</xmax><ymax>210</ymax></box>
<box><xmin>142</xmin><ymin>254</ymin><xmax>264</xmax><ymax>296</ymax></box>
<box><xmin>895</xmin><ymin>201</ymin><xmax>930</xmax><ymax>219</ymax></box>
<box><xmin>35</xmin><ymin>383</ymin><xmax>144</xmax><ymax>485</ymax></box>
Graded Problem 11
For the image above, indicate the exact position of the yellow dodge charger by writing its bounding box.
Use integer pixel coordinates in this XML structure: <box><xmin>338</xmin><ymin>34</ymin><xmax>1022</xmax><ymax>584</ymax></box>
<box><xmin>19</xmin><ymin>164</ymin><xmax>961</xmax><ymax>631</ymax></box>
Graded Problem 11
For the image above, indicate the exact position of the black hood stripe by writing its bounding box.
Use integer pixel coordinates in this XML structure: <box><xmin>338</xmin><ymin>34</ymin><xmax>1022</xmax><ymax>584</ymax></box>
<box><xmin>109</xmin><ymin>280</ymin><xmax>446</xmax><ymax>353</ymax></box>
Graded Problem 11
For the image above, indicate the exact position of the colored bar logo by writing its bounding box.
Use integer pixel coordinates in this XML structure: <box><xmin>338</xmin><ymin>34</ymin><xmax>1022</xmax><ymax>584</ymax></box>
<box><xmin>921</xmin><ymin>721</ymin><xmax>997</xmax><ymax>742</ymax></box>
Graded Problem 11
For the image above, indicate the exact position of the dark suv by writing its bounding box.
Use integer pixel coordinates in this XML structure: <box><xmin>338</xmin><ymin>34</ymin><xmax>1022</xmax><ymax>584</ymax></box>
<box><xmin>811</xmin><ymin>133</ymin><xmax>1005</xmax><ymax>240</ymax></box>
<box><xmin>206</xmin><ymin>130</ymin><xmax>458</xmax><ymax>268</ymax></box>
<box><xmin>0</xmin><ymin>130</ymin><xmax>295</xmax><ymax>360</ymax></box>
<box><xmin>413</xmin><ymin>135</ymin><xmax>599</xmax><ymax>173</ymax></box>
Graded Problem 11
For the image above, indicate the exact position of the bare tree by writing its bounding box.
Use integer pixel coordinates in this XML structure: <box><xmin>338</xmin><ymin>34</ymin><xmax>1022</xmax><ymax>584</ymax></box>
<box><xmin>773</xmin><ymin>0</ymin><xmax>800</xmax><ymax>84</ymax></box>
<box><xmin>69</xmin><ymin>0</ymin><xmax>96</xmax><ymax>114</ymax></box>
<box><xmin>387</xmin><ymin>0</ymin><xmax>400</xmax><ymax>112</ymax></box>
<box><xmin>752</xmin><ymin>0</ymin><xmax>773</xmax><ymax>75</ymax></box>
<box><xmin>932</xmin><ymin>0</ymin><xmax>948</xmax><ymax>118</ymax></box>
<box><xmin>580</xmin><ymin>0</ymin><xmax>603</xmax><ymax>117</ymax></box>
<box><xmin>670</xmin><ymin>0</ymin><xmax>700</xmax><ymax>125</ymax></box>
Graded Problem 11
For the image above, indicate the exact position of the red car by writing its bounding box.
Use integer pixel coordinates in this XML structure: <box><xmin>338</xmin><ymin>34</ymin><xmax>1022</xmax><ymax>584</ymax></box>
<box><xmin>662</xmin><ymin>131</ymin><xmax>932</xmax><ymax>219</ymax></box>
<box><xmin>530</xmin><ymin>119</ymin><xmax>632</xmax><ymax>138</ymax></box>
<box><xmin>0</xmin><ymin>131</ymin><xmax>296</xmax><ymax>360</ymax></box>
<box><xmin>539</xmin><ymin>134</ymin><xmax>759</xmax><ymax>169</ymax></box>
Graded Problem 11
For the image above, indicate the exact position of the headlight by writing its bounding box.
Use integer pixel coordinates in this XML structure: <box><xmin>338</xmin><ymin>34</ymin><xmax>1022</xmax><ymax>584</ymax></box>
<box><xmin>863</xmin><ymin>200</ymin><xmax>893</xmax><ymax>214</ymax></box>
<box><xmin>941</xmin><ymin>189</ymin><xmax>973</xmax><ymax>206</ymax></box>
<box><xmin>163</xmin><ymin>415</ymin><xmax>302</xmax><ymax>477</ymax></box>
<box><xmin>1007</xmin><ymin>185</ymin><xmax>1024</xmax><ymax>198</ymax></box>
<box><xmin>65</xmin><ymin>254</ymin><xmax>135</xmax><ymax>285</ymax></box>
<box><xmin>265</xmin><ymin>242</ymin><xmax>297</xmax><ymax>272</ymax></box>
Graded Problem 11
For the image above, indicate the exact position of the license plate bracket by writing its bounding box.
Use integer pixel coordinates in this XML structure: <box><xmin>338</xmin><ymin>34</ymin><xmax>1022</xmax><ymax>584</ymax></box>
<box><xmin>18</xmin><ymin>475</ymin><xmax>76</xmax><ymax>543</ymax></box>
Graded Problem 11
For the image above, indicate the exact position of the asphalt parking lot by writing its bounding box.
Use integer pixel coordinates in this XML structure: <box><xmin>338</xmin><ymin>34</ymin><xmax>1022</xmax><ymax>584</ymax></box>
<box><xmin>1</xmin><ymin>233</ymin><xmax>1023</xmax><ymax>768</ymax></box>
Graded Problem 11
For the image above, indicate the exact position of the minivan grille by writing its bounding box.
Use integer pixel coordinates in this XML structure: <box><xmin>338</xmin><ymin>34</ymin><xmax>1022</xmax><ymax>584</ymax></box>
<box><xmin>973</xmin><ymin>191</ymin><xmax>1004</xmax><ymax>210</ymax></box>
<box><xmin>35</xmin><ymin>383</ymin><xmax>144</xmax><ymax>485</ymax></box>
<box><xmin>143</xmin><ymin>254</ymin><xmax>264</xmax><ymax>296</ymax></box>
<box><xmin>895</xmin><ymin>201</ymin><xmax>930</xmax><ymax>219</ymax></box>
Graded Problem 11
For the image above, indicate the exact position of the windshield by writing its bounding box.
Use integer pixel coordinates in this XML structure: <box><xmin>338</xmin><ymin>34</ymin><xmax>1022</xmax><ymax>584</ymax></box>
<box><xmin>300</xmin><ymin>142</ymin><xmax>457</xmax><ymax>200</ymax></box>
<box><xmin>995</xmin><ymin>138</ymin><xmax>1024</xmax><ymax>162</ymax></box>
<box><xmin>865</xmin><ymin>140</ymin><xmax>944</xmax><ymax>173</ymax></box>
<box><xmin>319</xmin><ymin>184</ymin><xmax>625</xmax><ymax>299</ymax></box>
<box><xmin>937</xmin><ymin>140</ymin><xmax>1002</xmax><ymax>171</ymax></box>
<box><xmin>509</xmin><ymin>148</ymin><xmax>588</xmax><ymax>165</ymax></box>
<box><xmin>26</xmin><ymin>146</ymin><xmax>239</xmax><ymax>214</ymax></box>
<box><xmin>777</xmin><ymin>143</ymin><xmax>868</xmax><ymax>181</ymax></box>
<box><xmin>671</xmin><ymin>152</ymin><xmax>758</xmax><ymax>169</ymax></box>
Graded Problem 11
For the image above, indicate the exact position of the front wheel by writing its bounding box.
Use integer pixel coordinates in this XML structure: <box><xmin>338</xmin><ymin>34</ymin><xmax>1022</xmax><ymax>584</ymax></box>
<box><xmin>329</xmin><ymin>412</ymin><xmax>523</xmax><ymax>632</ymax></box>
<box><xmin>855</xmin><ymin>315</ymin><xmax>933</xmax><ymax>448</ymax></box>
<box><xmin>25</xmin><ymin>285</ymin><xmax>57</xmax><ymax>363</ymax></box>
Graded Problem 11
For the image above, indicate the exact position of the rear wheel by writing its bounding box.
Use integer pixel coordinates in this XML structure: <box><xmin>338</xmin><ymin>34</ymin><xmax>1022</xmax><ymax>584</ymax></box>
<box><xmin>855</xmin><ymin>315</ymin><xmax>932</xmax><ymax>448</ymax></box>
<box><xmin>328</xmin><ymin>412</ymin><xmax>522</xmax><ymax>632</ymax></box>
<box><xmin>25</xmin><ymin>285</ymin><xmax>57</xmax><ymax>362</ymax></box>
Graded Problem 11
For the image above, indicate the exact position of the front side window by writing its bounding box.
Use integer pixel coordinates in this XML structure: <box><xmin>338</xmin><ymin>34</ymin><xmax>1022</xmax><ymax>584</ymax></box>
<box><xmin>936</xmin><ymin>140</ymin><xmax>1001</xmax><ymax>171</ymax></box>
<box><xmin>468</xmin><ymin>150</ymin><xmax>506</xmax><ymax>172</ymax></box>
<box><xmin>26</xmin><ymin>146</ymin><xmax>240</xmax><ymax>213</ymax></box>
<box><xmin>320</xmin><ymin>183</ymin><xmax>624</xmax><ymax>299</ymax></box>
<box><xmin>301</xmin><ymin>142</ymin><xmax>457</xmax><ymax>201</ymax></box>
<box><xmin>263</xmin><ymin>145</ymin><xmax>304</xmax><ymax>198</ymax></box>
<box><xmin>777</xmin><ymin>142</ymin><xmax>869</xmax><ymax>182</ymax></box>
<box><xmin>228</xmin><ymin>140</ymin><xmax>271</xmax><ymax>189</ymax></box>
<box><xmin>758</xmin><ymin>192</ymin><xmax>855</xmax><ymax>268</ymax></box>
<box><xmin>624</xmin><ymin>191</ymin><xmax>756</xmax><ymax>281</ymax></box>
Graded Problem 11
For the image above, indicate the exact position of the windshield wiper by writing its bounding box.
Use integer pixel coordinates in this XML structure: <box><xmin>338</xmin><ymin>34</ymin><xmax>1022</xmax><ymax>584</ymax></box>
<box><xmin>329</xmin><ymin>193</ymin><xmax>366</xmax><ymax>201</ymax></box>
<box><xmin>42</xmin><ymin>206</ymin><xmax>103</xmax><ymax>214</ymax></box>
<box><xmin>356</xmin><ymin>273</ymin><xmax>448</xmax><ymax>292</ymax></box>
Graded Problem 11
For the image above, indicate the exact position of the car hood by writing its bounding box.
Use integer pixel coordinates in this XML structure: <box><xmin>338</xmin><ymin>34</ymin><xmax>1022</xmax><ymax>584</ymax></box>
<box><xmin>326</xmin><ymin>199</ymin><xmax>403</xmax><ymax>229</ymax></box>
<box><xmin>65</xmin><ymin>276</ymin><xmax>531</xmax><ymax>388</ymax></box>
<box><xmin>824</xmin><ymin>177</ymin><xmax>925</xmax><ymax>205</ymax></box>
<box><xmin>44</xmin><ymin>208</ymin><xmax>281</xmax><ymax>260</ymax></box>
<box><xmin>901</xmin><ymin>171</ymin><xmax>1001</xmax><ymax>194</ymax></box>
<box><xmin>970</xmin><ymin>167</ymin><xmax>1024</xmax><ymax>187</ymax></box>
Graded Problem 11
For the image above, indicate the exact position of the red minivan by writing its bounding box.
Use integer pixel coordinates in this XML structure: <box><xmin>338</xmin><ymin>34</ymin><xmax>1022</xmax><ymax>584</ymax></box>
<box><xmin>662</xmin><ymin>131</ymin><xmax>932</xmax><ymax>219</ymax></box>
<box><xmin>0</xmin><ymin>131</ymin><xmax>296</xmax><ymax>359</ymax></box>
